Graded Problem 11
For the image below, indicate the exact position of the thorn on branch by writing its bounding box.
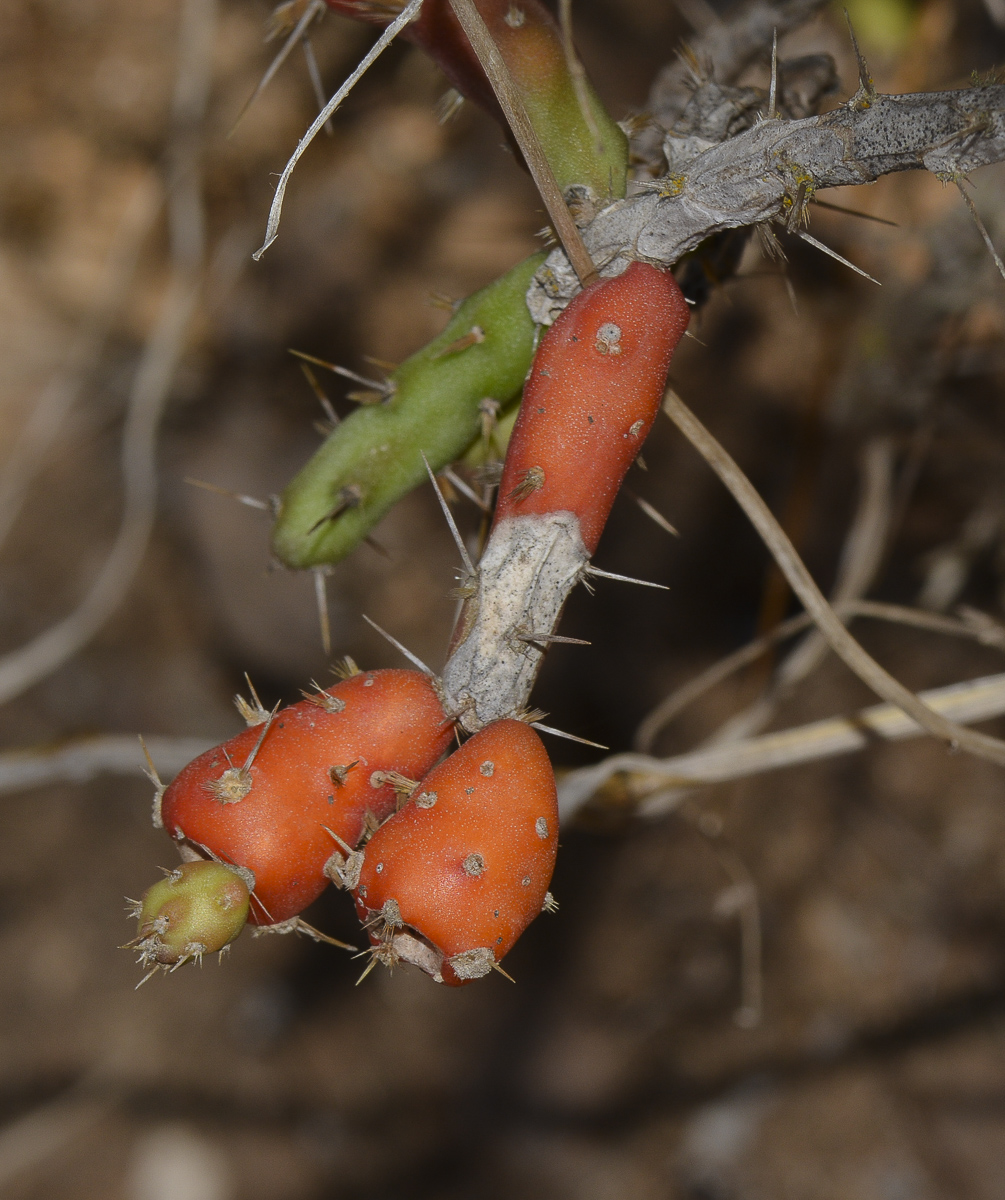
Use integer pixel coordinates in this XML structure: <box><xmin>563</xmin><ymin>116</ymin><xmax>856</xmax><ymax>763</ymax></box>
<box><xmin>797</xmin><ymin>231</ymin><xmax>881</xmax><ymax>285</ymax></box>
<box><xmin>955</xmin><ymin>178</ymin><xmax>1005</xmax><ymax>284</ymax></box>
<box><xmin>361</xmin><ymin>614</ymin><xmax>435</xmax><ymax>676</ymax></box>
<box><xmin>844</xmin><ymin>9</ymin><xmax>876</xmax><ymax>105</ymax></box>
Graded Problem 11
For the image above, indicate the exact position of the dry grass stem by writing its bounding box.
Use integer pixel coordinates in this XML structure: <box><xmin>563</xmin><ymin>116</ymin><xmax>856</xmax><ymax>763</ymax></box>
<box><xmin>446</xmin><ymin>0</ymin><xmax>598</xmax><ymax>288</ymax></box>
<box><xmin>663</xmin><ymin>390</ymin><xmax>1005</xmax><ymax>768</ymax></box>
<box><xmin>559</xmin><ymin>669</ymin><xmax>1005</xmax><ymax>822</ymax></box>
<box><xmin>253</xmin><ymin>0</ymin><xmax>422</xmax><ymax>260</ymax></box>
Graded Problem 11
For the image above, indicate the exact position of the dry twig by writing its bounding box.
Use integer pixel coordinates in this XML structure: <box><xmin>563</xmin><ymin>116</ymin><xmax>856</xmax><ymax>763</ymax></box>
<box><xmin>446</xmin><ymin>0</ymin><xmax>598</xmax><ymax>287</ymax></box>
<box><xmin>663</xmin><ymin>390</ymin><xmax>1005</xmax><ymax>768</ymax></box>
<box><xmin>559</xmin><ymin>668</ymin><xmax>1005</xmax><ymax>822</ymax></box>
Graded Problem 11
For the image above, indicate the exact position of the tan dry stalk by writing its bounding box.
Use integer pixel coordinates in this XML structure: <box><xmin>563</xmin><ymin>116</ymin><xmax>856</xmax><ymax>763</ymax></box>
<box><xmin>663</xmin><ymin>390</ymin><xmax>1005</xmax><ymax>768</ymax></box>
<box><xmin>558</xmin><ymin>669</ymin><xmax>1005</xmax><ymax>822</ymax></box>
<box><xmin>446</xmin><ymin>0</ymin><xmax>598</xmax><ymax>287</ymax></box>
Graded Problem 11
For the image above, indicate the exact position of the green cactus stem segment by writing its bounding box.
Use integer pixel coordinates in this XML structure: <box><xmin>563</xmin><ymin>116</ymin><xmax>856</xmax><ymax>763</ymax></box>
<box><xmin>323</xmin><ymin>0</ymin><xmax>628</xmax><ymax>203</ymax></box>
<box><xmin>274</xmin><ymin>0</ymin><xmax>631</xmax><ymax>570</ymax></box>
<box><xmin>130</xmin><ymin>860</ymin><xmax>251</xmax><ymax>969</ymax></box>
<box><xmin>272</xmin><ymin>252</ymin><xmax>545</xmax><ymax>569</ymax></box>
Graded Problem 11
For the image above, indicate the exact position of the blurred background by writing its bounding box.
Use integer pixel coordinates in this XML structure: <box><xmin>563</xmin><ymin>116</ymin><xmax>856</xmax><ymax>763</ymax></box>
<box><xmin>2</xmin><ymin>0</ymin><xmax>1005</xmax><ymax>1195</ymax></box>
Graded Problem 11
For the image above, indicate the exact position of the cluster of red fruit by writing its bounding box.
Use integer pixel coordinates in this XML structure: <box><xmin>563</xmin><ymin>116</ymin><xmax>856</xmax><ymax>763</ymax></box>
<box><xmin>129</xmin><ymin>261</ymin><xmax>690</xmax><ymax>987</ymax></box>
<box><xmin>130</xmin><ymin>667</ymin><xmax>558</xmax><ymax>987</ymax></box>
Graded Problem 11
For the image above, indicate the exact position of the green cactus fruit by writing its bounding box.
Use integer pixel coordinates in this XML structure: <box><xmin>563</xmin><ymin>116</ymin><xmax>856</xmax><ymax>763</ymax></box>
<box><xmin>129</xmin><ymin>861</ymin><xmax>251</xmax><ymax>972</ymax></box>
<box><xmin>272</xmin><ymin>252</ymin><xmax>545</xmax><ymax>569</ymax></box>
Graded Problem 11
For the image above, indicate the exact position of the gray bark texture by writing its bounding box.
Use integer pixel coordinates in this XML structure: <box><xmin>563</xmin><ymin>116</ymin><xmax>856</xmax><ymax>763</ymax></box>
<box><xmin>633</xmin><ymin>0</ymin><xmax>833</xmax><ymax>173</ymax></box>
<box><xmin>529</xmin><ymin>85</ymin><xmax>1005</xmax><ymax>323</ymax></box>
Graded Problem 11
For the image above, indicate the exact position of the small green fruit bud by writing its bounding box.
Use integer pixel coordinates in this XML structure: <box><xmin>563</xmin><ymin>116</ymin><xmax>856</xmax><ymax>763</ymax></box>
<box><xmin>131</xmin><ymin>861</ymin><xmax>250</xmax><ymax>971</ymax></box>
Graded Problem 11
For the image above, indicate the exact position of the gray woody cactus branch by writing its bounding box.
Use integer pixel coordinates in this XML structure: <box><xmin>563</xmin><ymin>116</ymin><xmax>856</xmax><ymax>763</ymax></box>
<box><xmin>529</xmin><ymin>83</ymin><xmax>1005</xmax><ymax>321</ymax></box>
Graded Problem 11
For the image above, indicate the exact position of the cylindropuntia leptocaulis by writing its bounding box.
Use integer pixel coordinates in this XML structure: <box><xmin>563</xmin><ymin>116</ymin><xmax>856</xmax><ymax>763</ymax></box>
<box><xmin>128</xmin><ymin>4</ymin><xmax>684</xmax><ymax>989</ymax></box>
<box><xmin>270</xmin><ymin>0</ymin><xmax>630</xmax><ymax>569</ymax></box>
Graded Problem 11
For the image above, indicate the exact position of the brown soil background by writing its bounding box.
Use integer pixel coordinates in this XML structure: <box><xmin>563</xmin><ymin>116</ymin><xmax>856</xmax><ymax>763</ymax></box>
<box><xmin>3</xmin><ymin>0</ymin><xmax>1005</xmax><ymax>1196</ymax></box>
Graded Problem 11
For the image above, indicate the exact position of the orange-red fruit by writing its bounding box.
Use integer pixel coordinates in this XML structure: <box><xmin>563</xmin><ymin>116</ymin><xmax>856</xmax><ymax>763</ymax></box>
<box><xmin>160</xmin><ymin>670</ymin><xmax>453</xmax><ymax>925</ymax></box>
<box><xmin>494</xmin><ymin>262</ymin><xmax>691</xmax><ymax>553</ymax></box>
<box><xmin>354</xmin><ymin>719</ymin><xmax>558</xmax><ymax>986</ymax></box>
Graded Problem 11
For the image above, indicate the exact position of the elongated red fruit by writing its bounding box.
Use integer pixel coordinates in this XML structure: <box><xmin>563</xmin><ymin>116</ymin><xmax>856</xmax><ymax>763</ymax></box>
<box><xmin>494</xmin><ymin>261</ymin><xmax>690</xmax><ymax>554</ymax></box>
<box><xmin>160</xmin><ymin>670</ymin><xmax>453</xmax><ymax>925</ymax></box>
<box><xmin>353</xmin><ymin>719</ymin><xmax>558</xmax><ymax>985</ymax></box>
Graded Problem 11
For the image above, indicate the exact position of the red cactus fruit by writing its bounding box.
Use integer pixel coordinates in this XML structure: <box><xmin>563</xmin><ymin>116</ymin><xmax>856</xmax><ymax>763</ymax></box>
<box><xmin>160</xmin><ymin>669</ymin><xmax>454</xmax><ymax>925</ymax></box>
<box><xmin>353</xmin><ymin>718</ymin><xmax>558</xmax><ymax>986</ymax></box>
<box><xmin>493</xmin><ymin>261</ymin><xmax>691</xmax><ymax>554</ymax></box>
<box><xmin>126</xmin><ymin>860</ymin><xmax>251</xmax><ymax>978</ymax></box>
